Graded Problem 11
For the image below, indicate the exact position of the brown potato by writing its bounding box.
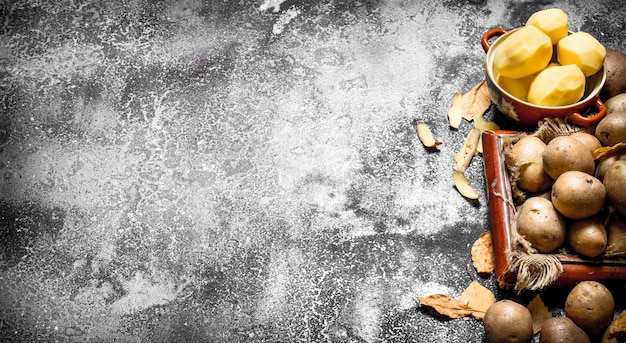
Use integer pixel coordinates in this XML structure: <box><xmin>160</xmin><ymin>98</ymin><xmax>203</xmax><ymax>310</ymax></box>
<box><xmin>595</xmin><ymin>111</ymin><xmax>626</xmax><ymax>146</ymax></box>
<box><xmin>567</xmin><ymin>218</ymin><xmax>607</xmax><ymax>258</ymax></box>
<box><xmin>600</xmin><ymin>327</ymin><xmax>619</xmax><ymax>343</ymax></box>
<box><xmin>540</xmin><ymin>317</ymin><xmax>591</xmax><ymax>343</ymax></box>
<box><xmin>484</xmin><ymin>300</ymin><xmax>534</xmax><ymax>343</ymax></box>
<box><xmin>571</xmin><ymin>132</ymin><xmax>602</xmax><ymax>156</ymax></box>
<box><xmin>509</xmin><ymin>136</ymin><xmax>553</xmax><ymax>193</ymax></box>
<box><xmin>602</xmin><ymin>48</ymin><xmax>626</xmax><ymax>100</ymax></box>
<box><xmin>595</xmin><ymin>150</ymin><xmax>626</xmax><ymax>182</ymax></box>
<box><xmin>605</xmin><ymin>211</ymin><xmax>626</xmax><ymax>257</ymax></box>
<box><xmin>516</xmin><ymin>196</ymin><xmax>566</xmax><ymax>253</ymax></box>
<box><xmin>606</xmin><ymin>93</ymin><xmax>626</xmax><ymax>114</ymax></box>
<box><xmin>551</xmin><ymin>171</ymin><xmax>606</xmax><ymax>219</ymax></box>
<box><xmin>604</xmin><ymin>160</ymin><xmax>626</xmax><ymax>215</ymax></box>
<box><xmin>565</xmin><ymin>281</ymin><xmax>615</xmax><ymax>335</ymax></box>
<box><xmin>543</xmin><ymin>135</ymin><xmax>595</xmax><ymax>180</ymax></box>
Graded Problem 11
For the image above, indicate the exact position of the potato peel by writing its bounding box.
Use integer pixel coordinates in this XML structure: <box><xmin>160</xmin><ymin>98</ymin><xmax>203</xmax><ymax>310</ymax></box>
<box><xmin>473</xmin><ymin>114</ymin><xmax>499</xmax><ymax>154</ymax></box>
<box><xmin>448</xmin><ymin>92</ymin><xmax>463</xmax><ymax>129</ymax></box>
<box><xmin>593</xmin><ymin>142</ymin><xmax>626</xmax><ymax>159</ymax></box>
<box><xmin>454</xmin><ymin>127</ymin><xmax>481</xmax><ymax>173</ymax></box>
<box><xmin>471</xmin><ymin>231</ymin><xmax>495</xmax><ymax>275</ymax></box>
<box><xmin>462</xmin><ymin>81</ymin><xmax>492</xmax><ymax>121</ymax></box>
<box><xmin>416</xmin><ymin>122</ymin><xmax>442</xmax><ymax>148</ymax></box>
<box><xmin>417</xmin><ymin>281</ymin><xmax>495</xmax><ymax>320</ymax></box>
<box><xmin>453</xmin><ymin>171</ymin><xmax>481</xmax><ymax>199</ymax></box>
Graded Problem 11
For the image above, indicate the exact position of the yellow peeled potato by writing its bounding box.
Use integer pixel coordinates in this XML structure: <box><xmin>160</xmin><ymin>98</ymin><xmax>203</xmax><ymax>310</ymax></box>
<box><xmin>527</xmin><ymin>64</ymin><xmax>586</xmax><ymax>106</ymax></box>
<box><xmin>497</xmin><ymin>74</ymin><xmax>534</xmax><ymax>101</ymax></box>
<box><xmin>557</xmin><ymin>31</ymin><xmax>606</xmax><ymax>77</ymax></box>
<box><xmin>526</xmin><ymin>8</ymin><xmax>569</xmax><ymax>44</ymax></box>
<box><xmin>494</xmin><ymin>25</ymin><xmax>553</xmax><ymax>79</ymax></box>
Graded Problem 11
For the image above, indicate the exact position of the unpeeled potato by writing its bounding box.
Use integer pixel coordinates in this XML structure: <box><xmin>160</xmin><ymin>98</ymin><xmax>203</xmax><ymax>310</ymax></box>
<box><xmin>509</xmin><ymin>136</ymin><xmax>553</xmax><ymax>193</ymax></box>
<box><xmin>565</xmin><ymin>281</ymin><xmax>615</xmax><ymax>335</ymax></box>
<box><xmin>567</xmin><ymin>218</ymin><xmax>607</xmax><ymax>258</ymax></box>
<box><xmin>604</xmin><ymin>160</ymin><xmax>626</xmax><ymax>215</ymax></box>
<box><xmin>551</xmin><ymin>171</ymin><xmax>606</xmax><ymax>219</ymax></box>
<box><xmin>484</xmin><ymin>300</ymin><xmax>534</xmax><ymax>343</ymax></box>
<box><xmin>595</xmin><ymin>111</ymin><xmax>626</xmax><ymax>146</ymax></box>
<box><xmin>606</xmin><ymin>93</ymin><xmax>626</xmax><ymax>114</ymax></box>
<box><xmin>516</xmin><ymin>196</ymin><xmax>566</xmax><ymax>253</ymax></box>
<box><xmin>540</xmin><ymin>317</ymin><xmax>591</xmax><ymax>343</ymax></box>
<box><xmin>570</xmin><ymin>132</ymin><xmax>602</xmax><ymax>156</ymax></box>
<box><xmin>605</xmin><ymin>212</ymin><xmax>626</xmax><ymax>257</ymax></box>
<box><xmin>595</xmin><ymin>150</ymin><xmax>626</xmax><ymax>182</ymax></box>
<box><xmin>602</xmin><ymin>48</ymin><xmax>626</xmax><ymax>100</ymax></box>
<box><xmin>543</xmin><ymin>135</ymin><xmax>595</xmax><ymax>179</ymax></box>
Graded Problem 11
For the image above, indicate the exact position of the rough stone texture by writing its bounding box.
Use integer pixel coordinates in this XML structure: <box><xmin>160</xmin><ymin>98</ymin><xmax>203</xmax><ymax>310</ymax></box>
<box><xmin>0</xmin><ymin>1</ymin><xmax>624</xmax><ymax>342</ymax></box>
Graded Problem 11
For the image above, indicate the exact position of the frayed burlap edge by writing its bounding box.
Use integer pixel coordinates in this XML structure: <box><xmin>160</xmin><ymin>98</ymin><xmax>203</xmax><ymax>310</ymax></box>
<box><xmin>503</xmin><ymin>250</ymin><xmax>565</xmax><ymax>292</ymax></box>
<box><xmin>531</xmin><ymin>117</ymin><xmax>592</xmax><ymax>143</ymax></box>
<box><xmin>500</xmin><ymin>217</ymin><xmax>564</xmax><ymax>291</ymax></box>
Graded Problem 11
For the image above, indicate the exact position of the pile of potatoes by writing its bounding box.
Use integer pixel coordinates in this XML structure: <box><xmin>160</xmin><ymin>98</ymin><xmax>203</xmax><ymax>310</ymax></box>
<box><xmin>506</xmin><ymin>92</ymin><xmax>626</xmax><ymax>259</ymax></box>
<box><xmin>484</xmin><ymin>281</ymin><xmax>617</xmax><ymax>343</ymax></box>
<box><xmin>489</xmin><ymin>94</ymin><xmax>626</xmax><ymax>343</ymax></box>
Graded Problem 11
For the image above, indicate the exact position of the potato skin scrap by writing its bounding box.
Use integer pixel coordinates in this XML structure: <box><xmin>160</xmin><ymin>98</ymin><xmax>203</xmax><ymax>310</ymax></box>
<box><xmin>471</xmin><ymin>231</ymin><xmax>495</xmax><ymax>275</ymax></box>
<box><xmin>416</xmin><ymin>122</ymin><xmax>442</xmax><ymax>148</ymax></box>
<box><xmin>453</xmin><ymin>171</ymin><xmax>481</xmax><ymax>199</ymax></box>
<box><xmin>453</xmin><ymin>128</ymin><xmax>481</xmax><ymax>173</ymax></box>
<box><xmin>448</xmin><ymin>92</ymin><xmax>463</xmax><ymax>128</ymax></box>
<box><xmin>462</xmin><ymin>81</ymin><xmax>492</xmax><ymax>120</ymax></box>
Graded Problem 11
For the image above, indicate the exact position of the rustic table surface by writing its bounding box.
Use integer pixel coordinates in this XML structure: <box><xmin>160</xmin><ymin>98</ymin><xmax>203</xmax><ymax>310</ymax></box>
<box><xmin>0</xmin><ymin>1</ymin><xmax>625</xmax><ymax>342</ymax></box>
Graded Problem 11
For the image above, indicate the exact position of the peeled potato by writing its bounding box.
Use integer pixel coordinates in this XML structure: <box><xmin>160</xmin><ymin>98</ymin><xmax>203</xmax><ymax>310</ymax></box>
<box><xmin>527</xmin><ymin>64</ymin><xmax>586</xmax><ymax>106</ymax></box>
<box><xmin>494</xmin><ymin>25</ymin><xmax>553</xmax><ymax>79</ymax></box>
<box><xmin>557</xmin><ymin>31</ymin><xmax>606</xmax><ymax>77</ymax></box>
<box><xmin>526</xmin><ymin>8</ymin><xmax>569</xmax><ymax>44</ymax></box>
<box><xmin>497</xmin><ymin>74</ymin><xmax>534</xmax><ymax>101</ymax></box>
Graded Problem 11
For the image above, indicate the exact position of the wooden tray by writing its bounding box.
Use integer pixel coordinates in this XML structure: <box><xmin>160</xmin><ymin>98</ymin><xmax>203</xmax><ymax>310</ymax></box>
<box><xmin>482</xmin><ymin>129</ymin><xmax>626</xmax><ymax>288</ymax></box>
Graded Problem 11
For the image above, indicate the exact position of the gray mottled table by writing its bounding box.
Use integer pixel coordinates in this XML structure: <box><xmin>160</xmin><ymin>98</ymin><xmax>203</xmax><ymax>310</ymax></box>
<box><xmin>1</xmin><ymin>1</ymin><xmax>624</xmax><ymax>342</ymax></box>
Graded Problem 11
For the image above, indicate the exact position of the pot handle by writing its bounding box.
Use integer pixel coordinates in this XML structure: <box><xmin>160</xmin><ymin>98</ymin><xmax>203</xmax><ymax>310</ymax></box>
<box><xmin>481</xmin><ymin>28</ymin><xmax>507</xmax><ymax>53</ymax></box>
<box><xmin>566</xmin><ymin>98</ymin><xmax>607</xmax><ymax>127</ymax></box>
